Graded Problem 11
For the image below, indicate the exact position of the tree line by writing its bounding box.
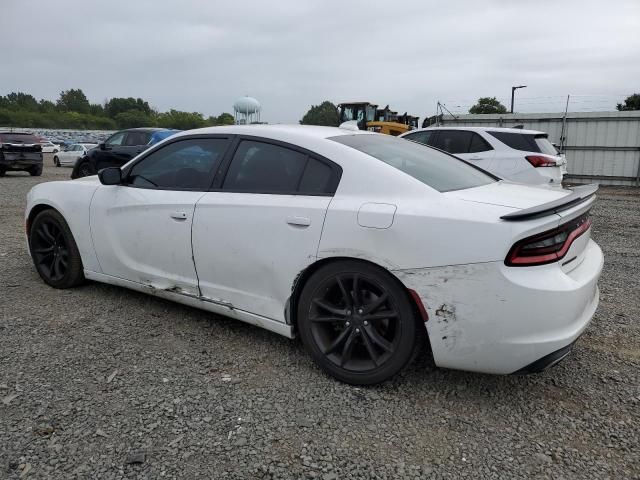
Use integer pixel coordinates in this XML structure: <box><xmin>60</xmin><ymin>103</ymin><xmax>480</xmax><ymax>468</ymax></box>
<box><xmin>299</xmin><ymin>94</ymin><xmax>640</xmax><ymax>126</ymax></box>
<box><xmin>0</xmin><ymin>89</ymin><xmax>235</xmax><ymax>130</ymax></box>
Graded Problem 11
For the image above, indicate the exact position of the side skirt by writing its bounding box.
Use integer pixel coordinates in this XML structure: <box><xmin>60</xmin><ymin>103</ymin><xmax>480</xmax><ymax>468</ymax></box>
<box><xmin>83</xmin><ymin>270</ymin><xmax>295</xmax><ymax>339</ymax></box>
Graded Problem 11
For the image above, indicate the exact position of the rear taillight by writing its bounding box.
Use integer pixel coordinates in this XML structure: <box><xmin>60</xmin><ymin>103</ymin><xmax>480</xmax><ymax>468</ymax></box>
<box><xmin>526</xmin><ymin>155</ymin><xmax>556</xmax><ymax>167</ymax></box>
<box><xmin>505</xmin><ymin>213</ymin><xmax>592</xmax><ymax>266</ymax></box>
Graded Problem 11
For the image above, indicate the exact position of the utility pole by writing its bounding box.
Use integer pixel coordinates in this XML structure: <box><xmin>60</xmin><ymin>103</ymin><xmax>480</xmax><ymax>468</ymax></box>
<box><xmin>510</xmin><ymin>85</ymin><xmax>527</xmax><ymax>113</ymax></box>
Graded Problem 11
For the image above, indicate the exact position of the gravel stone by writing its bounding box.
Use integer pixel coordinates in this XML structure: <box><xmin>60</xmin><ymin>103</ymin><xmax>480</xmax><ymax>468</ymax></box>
<box><xmin>0</xmin><ymin>160</ymin><xmax>638</xmax><ymax>479</ymax></box>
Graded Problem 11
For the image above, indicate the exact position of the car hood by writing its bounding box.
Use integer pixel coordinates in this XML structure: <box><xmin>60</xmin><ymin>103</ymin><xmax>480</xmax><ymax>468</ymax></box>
<box><xmin>71</xmin><ymin>175</ymin><xmax>101</xmax><ymax>184</ymax></box>
<box><xmin>444</xmin><ymin>181</ymin><xmax>570</xmax><ymax>210</ymax></box>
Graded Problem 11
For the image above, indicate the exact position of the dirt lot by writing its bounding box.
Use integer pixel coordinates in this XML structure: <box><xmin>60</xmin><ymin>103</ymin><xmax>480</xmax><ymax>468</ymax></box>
<box><xmin>1</xmin><ymin>156</ymin><xmax>639</xmax><ymax>479</ymax></box>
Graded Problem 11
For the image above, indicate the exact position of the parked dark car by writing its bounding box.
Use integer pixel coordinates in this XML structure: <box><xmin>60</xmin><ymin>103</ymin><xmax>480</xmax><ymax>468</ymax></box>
<box><xmin>0</xmin><ymin>132</ymin><xmax>43</xmax><ymax>176</ymax></box>
<box><xmin>71</xmin><ymin>128</ymin><xmax>178</xmax><ymax>178</ymax></box>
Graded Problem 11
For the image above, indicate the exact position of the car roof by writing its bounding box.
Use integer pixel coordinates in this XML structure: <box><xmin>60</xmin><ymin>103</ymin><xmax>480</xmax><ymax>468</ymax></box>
<box><xmin>410</xmin><ymin>126</ymin><xmax>545</xmax><ymax>135</ymax></box>
<box><xmin>172</xmin><ymin>124</ymin><xmax>373</xmax><ymax>142</ymax></box>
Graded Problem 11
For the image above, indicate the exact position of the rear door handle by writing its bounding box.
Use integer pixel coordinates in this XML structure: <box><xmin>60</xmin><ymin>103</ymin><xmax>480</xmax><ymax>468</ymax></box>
<box><xmin>286</xmin><ymin>216</ymin><xmax>311</xmax><ymax>227</ymax></box>
<box><xmin>170</xmin><ymin>211</ymin><xmax>188</xmax><ymax>221</ymax></box>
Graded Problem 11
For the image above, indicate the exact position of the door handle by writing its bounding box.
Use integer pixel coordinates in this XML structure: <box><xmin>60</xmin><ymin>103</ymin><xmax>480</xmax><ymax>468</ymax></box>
<box><xmin>170</xmin><ymin>211</ymin><xmax>188</xmax><ymax>221</ymax></box>
<box><xmin>286</xmin><ymin>216</ymin><xmax>311</xmax><ymax>227</ymax></box>
<box><xmin>469</xmin><ymin>156</ymin><xmax>482</xmax><ymax>160</ymax></box>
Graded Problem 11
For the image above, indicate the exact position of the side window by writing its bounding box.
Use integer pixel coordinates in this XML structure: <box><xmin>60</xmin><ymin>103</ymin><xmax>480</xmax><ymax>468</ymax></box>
<box><xmin>404</xmin><ymin>131</ymin><xmax>433</xmax><ymax>145</ymax></box>
<box><xmin>106</xmin><ymin>132</ymin><xmax>125</xmax><ymax>146</ymax></box>
<box><xmin>469</xmin><ymin>133</ymin><xmax>493</xmax><ymax>153</ymax></box>
<box><xmin>487</xmin><ymin>131</ymin><xmax>539</xmax><ymax>152</ymax></box>
<box><xmin>124</xmin><ymin>131</ymin><xmax>151</xmax><ymax>146</ymax></box>
<box><xmin>127</xmin><ymin>138</ymin><xmax>228</xmax><ymax>190</ymax></box>
<box><xmin>433</xmin><ymin>130</ymin><xmax>474</xmax><ymax>154</ymax></box>
<box><xmin>298</xmin><ymin>157</ymin><xmax>335</xmax><ymax>194</ymax></box>
<box><xmin>223</xmin><ymin>141</ymin><xmax>307</xmax><ymax>193</ymax></box>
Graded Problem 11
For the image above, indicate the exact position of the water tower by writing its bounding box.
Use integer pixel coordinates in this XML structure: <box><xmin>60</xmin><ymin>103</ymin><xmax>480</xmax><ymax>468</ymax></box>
<box><xmin>233</xmin><ymin>96</ymin><xmax>261</xmax><ymax>125</ymax></box>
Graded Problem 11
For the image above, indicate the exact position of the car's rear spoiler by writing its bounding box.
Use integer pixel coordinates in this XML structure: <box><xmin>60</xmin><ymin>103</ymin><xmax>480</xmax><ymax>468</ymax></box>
<box><xmin>500</xmin><ymin>184</ymin><xmax>598</xmax><ymax>221</ymax></box>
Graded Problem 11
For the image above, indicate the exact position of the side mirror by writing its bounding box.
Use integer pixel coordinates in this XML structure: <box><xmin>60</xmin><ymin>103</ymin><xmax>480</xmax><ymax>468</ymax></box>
<box><xmin>99</xmin><ymin>143</ymin><xmax>106</xmax><ymax>150</ymax></box>
<box><xmin>98</xmin><ymin>167</ymin><xmax>122</xmax><ymax>185</ymax></box>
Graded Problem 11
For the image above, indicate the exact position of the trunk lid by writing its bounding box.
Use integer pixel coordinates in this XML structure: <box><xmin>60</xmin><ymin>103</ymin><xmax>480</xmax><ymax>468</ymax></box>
<box><xmin>444</xmin><ymin>181</ymin><xmax>570</xmax><ymax>210</ymax></box>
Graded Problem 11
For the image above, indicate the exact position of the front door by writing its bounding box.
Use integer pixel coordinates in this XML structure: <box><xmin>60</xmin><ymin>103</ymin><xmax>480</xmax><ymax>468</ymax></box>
<box><xmin>192</xmin><ymin>138</ymin><xmax>341</xmax><ymax>322</ymax></box>
<box><xmin>90</xmin><ymin>136</ymin><xmax>231</xmax><ymax>295</ymax></box>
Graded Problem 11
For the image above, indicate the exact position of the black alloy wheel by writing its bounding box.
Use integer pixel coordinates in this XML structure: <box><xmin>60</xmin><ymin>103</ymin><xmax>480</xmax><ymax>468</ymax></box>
<box><xmin>77</xmin><ymin>161</ymin><xmax>92</xmax><ymax>177</ymax></box>
<box><xmin>29</xmin><ymin>210</ymin><xmax>84</xmax><ymax>288</ymax></box>
<box><xmin>298</xmin><ymin>261</ymin><xmax>421</xmax><ymax>385</ymax></box>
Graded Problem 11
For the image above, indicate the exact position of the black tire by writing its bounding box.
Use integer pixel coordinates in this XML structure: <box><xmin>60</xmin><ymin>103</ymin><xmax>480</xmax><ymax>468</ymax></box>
<box><xmin>297</xmin><ymin>260</ymin><xmax>420</xmax><ymax>385</ymax></box>
<box><xmin>0</xmin><ymin>168</ymin><xmax>5</xmax><ymax>177</ymax></box>
<box><xmin>54</xmin><ymin>156</ymin><xmax>60</xmax><ymax>167</ymax></box>
<box><xmin>76</xmin><ymin>161</ymin><xmax>93</xmax><ymax>177</ymax></box>
<box><xmin>29</xmin><ymin>209</ymin><xmax>84</xmax><ymax>289</ymax></box>
<box><xmin>29</xmin><ymin>165</ymin><xmax>43</xmax><ymax>176</ymax></box>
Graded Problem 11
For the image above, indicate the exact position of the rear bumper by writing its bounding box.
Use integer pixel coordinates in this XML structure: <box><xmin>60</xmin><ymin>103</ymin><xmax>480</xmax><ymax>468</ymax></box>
<box><xmin>395</xmin><ymin>239</ymin><xmax>603</xmax><ymax>374</ymax></box>
<box><xmin>514</xmin><ymin>341</ymin><xmax>575</xmax><ymax>374</ymax></box>
<box><xmin>0</xmin><ymin>159</ymin><xmax>42</xmax><ymax>170</ymax></box>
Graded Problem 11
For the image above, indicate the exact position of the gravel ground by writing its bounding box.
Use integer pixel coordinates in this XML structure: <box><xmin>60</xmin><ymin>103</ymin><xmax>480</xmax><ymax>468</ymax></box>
<box><xmin>1</xmin><ymin>157</ymin><xmax>639</xmax><ymax>479</ymax></box>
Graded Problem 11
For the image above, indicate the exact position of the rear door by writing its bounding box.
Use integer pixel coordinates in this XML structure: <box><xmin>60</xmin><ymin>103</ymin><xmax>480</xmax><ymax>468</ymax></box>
<box><xmin>433</xmin><ymin>130</ymin><xmax>495</xmax><ymax>172</ymax></box>
<box><xmin>192</xmin><ymin>137</ymin><xmax>341</xmax><ymax>322</ymax></box>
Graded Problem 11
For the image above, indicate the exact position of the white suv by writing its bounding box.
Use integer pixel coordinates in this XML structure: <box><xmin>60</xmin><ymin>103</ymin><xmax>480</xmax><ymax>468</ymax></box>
<box><xmin>400</xmin><ymin>126</ymin><xmax>567</xmax><ymax>186</ymax></box>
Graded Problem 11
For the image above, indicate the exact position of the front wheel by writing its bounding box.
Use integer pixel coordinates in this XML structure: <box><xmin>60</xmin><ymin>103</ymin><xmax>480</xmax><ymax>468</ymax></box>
<box><xmin>53</xmin><ymin>156</ymin><xmax>60</xmax><ymax>167</ymax></box>
<box><xmin>297</xmin><ymin>261</ymin><xmax>421</xmax><ymax>385</ymax></box>
<box><xmin>29</xmin><ymin>209</ymin><xmax>84</xmax><ymax>288</ymax></box>
<box><xmin>76</xmin><ymin>161</ymin><xmax>93</xmax><ymax>177</ymax></box>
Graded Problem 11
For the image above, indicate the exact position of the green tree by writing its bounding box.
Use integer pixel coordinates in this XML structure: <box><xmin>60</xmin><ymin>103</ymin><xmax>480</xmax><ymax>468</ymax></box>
<box><xmin>157</xmin><ymin>110</ymin><xmax>206</xmax><ymax>129</ymax></box>
<box><xmin>89</xmin><ymin>103</ymin><xmax>105</xmax><ymax>116</ymax></box>
<box><xmin>38</xmin><ymin>99</ymin><xmax>57</xmax><ymax>113</ymax></box>
<box><xmin>469</xmin><ymin>97</ymin><xmax>508</xmax><ymax>114</ymax></box>
<box><xmin>616</xmin><ymin>93</ymin><xmax>640</xmax><ymax>111</ymax></box>
<box><xmin>216</xmin><ymin>112</ymin><xmax>235</xmax><ymax>125</ymax></box>
<box><xmin>104</xmin><ymin>97</ymin><xmax>152</xmax><ymax>118</ymax></box>
<box><xmin>114</xmin><ymin>109</ymin><xmax>154</xmax><ymax>129</ymax></box>
<box><xmin>56</xmin><ymin>88</ymin><xmax>90</xmax><ymax>113</ymax></box>
<box><xmin>300</xmin><ymin>101</ymin><xmax>340</xmax><ymax>126</ymax></box>
<box><xmin>3</xmin><ymin>92</ymin><xmax>39</xmax><ymax>111</ymax></box>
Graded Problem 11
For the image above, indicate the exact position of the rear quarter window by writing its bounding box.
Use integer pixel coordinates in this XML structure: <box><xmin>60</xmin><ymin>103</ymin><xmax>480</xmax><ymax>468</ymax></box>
<box><xmin>488</xmin><ymin>131</ymin><xmax>542</xmax><ymax>153</ymax></box>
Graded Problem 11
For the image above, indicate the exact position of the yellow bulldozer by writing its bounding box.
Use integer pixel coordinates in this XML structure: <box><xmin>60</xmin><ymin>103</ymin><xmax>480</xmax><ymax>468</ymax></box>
<box><xmin>337</xmin><ymin>102</ymin><xmax>419</xmax><ymax>136</ymax></box>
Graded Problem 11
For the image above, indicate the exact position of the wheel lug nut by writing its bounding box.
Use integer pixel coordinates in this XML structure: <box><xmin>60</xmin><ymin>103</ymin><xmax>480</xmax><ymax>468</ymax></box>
<box><xmin>346</xmin><ymin>310</ymin><xmax>351</xmax><ymax>315</ymax></box>
<box><xmin>358</xmin><ymin>309</ymin><xmax>363</xmax><ymax>314</ymax></box>
<box><xmin>345</xmin><ymin>321</ymin><xmax>350</xmax><ymax>327</ymax></box>
<box><xmin>355</xmin><ymin>328</ymin><xmax>360</xmax><ymax>333</ymax></box>
<box><xmin>363</xmin><ymin>321</ymin><xmax>368</xmax><ymax>326</ymax></box>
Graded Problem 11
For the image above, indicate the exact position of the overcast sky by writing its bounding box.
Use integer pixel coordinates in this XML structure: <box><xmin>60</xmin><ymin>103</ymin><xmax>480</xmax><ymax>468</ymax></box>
<box><xmin>3</xmin><ymin>0</ymin><xmax>639</xmax><ymax>123</ymax></box>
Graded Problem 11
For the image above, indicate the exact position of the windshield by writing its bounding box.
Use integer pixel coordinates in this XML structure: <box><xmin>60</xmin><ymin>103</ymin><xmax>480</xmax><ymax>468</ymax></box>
<box><xmin>330</xmin><ymin>134</ymin><xmax>495</xmax><ymax>192</ymax></box>
<box><xmin>534</xmin><ymin>135</ymin><xmax>559</xmax><ymax>155</ymax></box>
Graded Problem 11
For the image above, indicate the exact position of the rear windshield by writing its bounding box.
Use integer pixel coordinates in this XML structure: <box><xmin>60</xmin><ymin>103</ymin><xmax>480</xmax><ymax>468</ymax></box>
<box><xmin>0</xmin><ymin>133</ymin><xmax>39</xmax><ymax>144</ymax></box>
<box><xmin>330</xmin><ymin>134</ymin><xmax>495</xmax><ymax>192</ymax></box>
<box><xmin>488</xmin><ymin>131</ymin><xmax>557</xmax><ymax>155</ymax></box>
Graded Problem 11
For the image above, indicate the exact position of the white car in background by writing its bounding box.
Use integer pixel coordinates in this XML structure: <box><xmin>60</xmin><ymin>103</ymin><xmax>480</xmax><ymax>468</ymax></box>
<box><xmin>53</xmin><ymin>143</ymin><xmax>98</xmax><ymax>167</ymax></box>
<box><xmin>25</xmin><ymin>125</ymin><xmax>602</xmax><ymax>385</ymax></box>
<box><xmin>400</xmin><ymin>126</ymin><xmax>567</xmax><ymax>186</ymax></box>
<box><xmin>39</xmin><ymin>140</ymin><xmax>61</xmax><ymax>153</ymax></box>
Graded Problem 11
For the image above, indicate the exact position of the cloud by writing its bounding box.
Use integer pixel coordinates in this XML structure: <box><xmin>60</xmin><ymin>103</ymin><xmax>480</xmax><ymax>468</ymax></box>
<box><xmin>2</xmin><ymin>0</ymin><xmax>639</xmax><ymax>122</ymax></box>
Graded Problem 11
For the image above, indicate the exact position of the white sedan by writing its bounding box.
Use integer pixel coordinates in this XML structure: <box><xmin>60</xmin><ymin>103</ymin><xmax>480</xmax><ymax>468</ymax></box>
<box><xmin>40</xmin><ymin>141</ymin><xmax>61</xmax><ymax>153</ymax></box>
<box><xmin>53</xmin><ymin>143</ymin><xmax>98</xmax><ymax>167</ymax></box>
<box><xmin>25</xmin><ymin>125</ymin><xmax>603</xmax><ymax>384</ymax></box>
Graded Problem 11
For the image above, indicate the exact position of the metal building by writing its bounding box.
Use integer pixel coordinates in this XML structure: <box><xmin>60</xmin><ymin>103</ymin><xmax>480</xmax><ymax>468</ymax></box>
<box><xmin>435</xmin><ymin>111</ymin><xmax>640</xmax><ymax>186</ymax></box>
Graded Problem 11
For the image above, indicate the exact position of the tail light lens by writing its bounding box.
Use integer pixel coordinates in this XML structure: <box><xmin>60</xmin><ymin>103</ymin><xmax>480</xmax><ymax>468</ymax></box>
<box><xmin>526</xmin><ymin>155</ymin><xmax>557</xmax><ymax>167</ymax></box>
<box><xmin>505</xmin><ymin>213</ymin><xmax>592</xmax><ymax>266</ymax></box>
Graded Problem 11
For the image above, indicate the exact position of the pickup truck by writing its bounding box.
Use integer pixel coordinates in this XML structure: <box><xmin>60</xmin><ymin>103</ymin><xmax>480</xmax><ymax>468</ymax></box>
<box><xmin>0</xmin><ymin>132</ymin><xmax>43</xmax><ymax>176</ymax></box>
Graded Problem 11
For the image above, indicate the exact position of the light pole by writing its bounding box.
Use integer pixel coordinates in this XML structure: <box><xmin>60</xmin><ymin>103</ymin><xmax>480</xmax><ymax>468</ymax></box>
<box><xmin>510</xmin><ymin>85</ymin><xmax>527</xmax><ymax>113</ymax></box>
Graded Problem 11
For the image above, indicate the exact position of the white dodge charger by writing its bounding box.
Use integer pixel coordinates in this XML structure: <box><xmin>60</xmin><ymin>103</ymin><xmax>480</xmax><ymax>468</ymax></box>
<box><xmin>25</xmin><ymin>125</ymin><xmax>603</xmax><ymax>384</ymax></box>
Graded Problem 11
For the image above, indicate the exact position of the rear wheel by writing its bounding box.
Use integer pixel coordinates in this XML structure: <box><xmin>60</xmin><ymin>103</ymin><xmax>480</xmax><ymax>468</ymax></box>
<box><xmin>53</xmin><ymin>156</ymin><xmax>60</xmax><ymax>167</ymax></box>
<box><xmin>298</xmin><ymin>261</ymin><xmax>420</xmax><ymax>385</ymax></box>
<box><xmin>29</xmin><ymin>165</ymin><xmax>43</xmax><ymax>176</ymax></box>
<box><xmin>29</xmin><ymin>209</ymin><xmax>84</xmax><ymax>289</ymax></box>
